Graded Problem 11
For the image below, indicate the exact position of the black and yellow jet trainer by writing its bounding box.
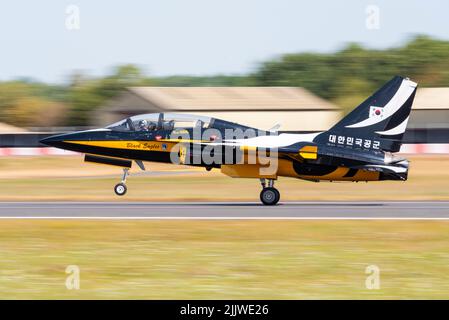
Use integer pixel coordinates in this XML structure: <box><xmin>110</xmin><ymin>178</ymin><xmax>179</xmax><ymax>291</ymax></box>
<box><xmin>41</xmin><ymin>76</ymin><xmax>417</xmax><ymax>205</ymax></box>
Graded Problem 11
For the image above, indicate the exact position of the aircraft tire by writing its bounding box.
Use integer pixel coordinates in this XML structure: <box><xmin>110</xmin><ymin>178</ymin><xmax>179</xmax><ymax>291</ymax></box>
<box><xmin>260</xmin><ymin>187</ymin><xmax>280</xmax><ymax>205</ymax></box>
<box><xmin>114</xmin><ymin>183</ymin><xmax>127</xmax><ymax>196</ymax></box>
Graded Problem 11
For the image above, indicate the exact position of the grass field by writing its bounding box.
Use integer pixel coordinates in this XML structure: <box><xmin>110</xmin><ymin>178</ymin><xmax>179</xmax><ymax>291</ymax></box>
<box><xmin>0</xmin><ymin>155</ymin><xmax>448</xmax><ymax>201</ymax></box>
<box><xmin>1</xmin><ymin>155</ymin><xmax>449</xmax><ymax>299</ymax></box>
<box><xmin>1</xmin><ymin>220</ymin><xmax>449</xmax><ymax>299</ymax></box>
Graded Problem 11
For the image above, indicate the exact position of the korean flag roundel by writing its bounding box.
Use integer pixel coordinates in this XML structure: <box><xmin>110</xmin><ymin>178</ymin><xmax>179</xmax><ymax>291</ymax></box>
<box><xmin>369</xmin><ymin>106</ymin><xmax>384</xmax><ymax>118</ymax></box>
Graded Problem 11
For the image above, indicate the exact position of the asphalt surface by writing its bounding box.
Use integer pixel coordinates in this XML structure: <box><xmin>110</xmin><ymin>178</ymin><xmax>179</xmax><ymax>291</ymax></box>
<box><xmin>0</xmin><ymin>201</ymin><xmax>449</xmax><ymax>219</ymax></box>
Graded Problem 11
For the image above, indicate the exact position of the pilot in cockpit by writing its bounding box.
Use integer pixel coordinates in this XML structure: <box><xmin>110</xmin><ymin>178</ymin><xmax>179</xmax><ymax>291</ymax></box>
<box><xmin>138</xmin><ymin>119</ymin><xmax>158</xmax><ymax>131</ymax></box>
<box><xmin>138</xmin><ymin>119</ymin><xmax>149</xmax><ymax>131</ymax></box>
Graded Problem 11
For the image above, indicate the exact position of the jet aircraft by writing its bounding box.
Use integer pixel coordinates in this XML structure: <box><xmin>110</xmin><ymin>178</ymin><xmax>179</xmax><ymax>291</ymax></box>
<box><xmin>41</xmin><ymin>76</ymin><xmax>417</xmax><ymax>205</ymax></box>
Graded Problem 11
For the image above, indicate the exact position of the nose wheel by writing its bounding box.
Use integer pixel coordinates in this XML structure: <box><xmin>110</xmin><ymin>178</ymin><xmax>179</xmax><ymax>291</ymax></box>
<box><xmin>259</xmin><ymin>178</ymin><xmax>280</xmax><ymax>205</ymax></box>
<box><xmin>114</xmin><ymin>168</ymin><xmax>129</xmax><ymax>196</ymax></box>
<box><xmin>114</xmin><ymin>183</ymin><xmax>127</xmax><ymax>196</ymax></box>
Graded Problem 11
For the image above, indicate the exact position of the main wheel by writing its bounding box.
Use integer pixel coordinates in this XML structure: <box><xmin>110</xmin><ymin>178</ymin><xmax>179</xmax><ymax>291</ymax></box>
<box><xmin>114</xmin><ymin>183</ymin><xmax>127</xmax><ymax>196</ymax></box>
<box><xmin>260</xmin><ymin>187</ymin><xmax>280</xmax><ymax>205</ymax></box>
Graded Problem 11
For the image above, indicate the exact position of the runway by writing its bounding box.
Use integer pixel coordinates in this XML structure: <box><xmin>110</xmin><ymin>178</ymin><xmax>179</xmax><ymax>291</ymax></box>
<box><xmin>0</xmin><ymin>201</ymin><xmax>449</xmax><ymax>219</ymax></box>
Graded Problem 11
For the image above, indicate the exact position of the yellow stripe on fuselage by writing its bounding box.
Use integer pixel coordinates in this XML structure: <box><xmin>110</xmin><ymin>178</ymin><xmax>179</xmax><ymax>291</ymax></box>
<box><xmin>64</xmin><ymin>139</ymin><xmax>214</xmax><ymax>152</ymax></box>
<box><xmin>64</xmin><ymin>140</ymin><xmax>175</xmax><ymax>152</ymax></box>
<box><xmin>299</xmin><ymin>145</ymin><xmax>318</xmax><ymax>160</ymax></box>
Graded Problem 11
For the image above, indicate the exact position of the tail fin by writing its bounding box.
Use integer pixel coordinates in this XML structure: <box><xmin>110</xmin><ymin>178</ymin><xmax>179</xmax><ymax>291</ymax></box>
<box><xmin>321</xmin><ymin>76</ymin><xmax>417</xmax><ymax>152</ymax></box>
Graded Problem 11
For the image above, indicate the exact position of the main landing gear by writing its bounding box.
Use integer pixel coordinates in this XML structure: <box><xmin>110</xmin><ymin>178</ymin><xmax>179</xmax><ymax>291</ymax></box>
<box><xmin>259</xmin><ymin>178</ymin><xmax>280</xmax><ymax>206</ymax></box>
<box><xmin>114</xmin><ymin>168</ymin><xmax>129</xmax><ymax>196</ymax></box>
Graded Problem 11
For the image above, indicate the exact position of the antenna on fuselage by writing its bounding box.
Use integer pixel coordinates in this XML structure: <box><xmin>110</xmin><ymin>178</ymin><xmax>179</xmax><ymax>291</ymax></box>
<box><xmin>157</xmin><ymin>113</ymin><xmax>164</xmax><ymax>130</ymax></box>
<box><xmin>135</xmin><ymin>160</ymin><xmax>146</xmax><ymax>171</ymax></box>
<box><xmin>268</xmin><ymin>123</ymin><xmax>281</xmax><ymax>133</ymax></box>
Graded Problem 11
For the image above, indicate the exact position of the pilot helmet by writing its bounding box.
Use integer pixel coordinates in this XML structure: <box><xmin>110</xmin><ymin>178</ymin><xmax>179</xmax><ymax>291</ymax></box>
<box><xmin>138</xmin><ymin>119</ymin><xmax>148</xmax><ymax>130</ymax></box>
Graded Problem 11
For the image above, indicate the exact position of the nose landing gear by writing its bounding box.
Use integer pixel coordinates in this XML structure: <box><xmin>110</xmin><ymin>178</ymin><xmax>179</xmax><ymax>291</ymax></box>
<box><xmin>114</xmin><ymin>168</ymin><xmax>129</xmax><ymax>196</ymax></box>
<box><xmin>259</xmin><ymin>178</ymin><xmax>280</xmax><ymax>205</ymax></box>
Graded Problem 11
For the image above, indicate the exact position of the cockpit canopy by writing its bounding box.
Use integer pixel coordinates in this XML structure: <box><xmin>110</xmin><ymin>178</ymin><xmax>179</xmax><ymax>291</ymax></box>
<box><xmin>106</xmin><ymin>113</ymin><xmax>253</xmax><ymax>132</ymax></box>
<box><xmin>106</xmin><ymin>113</ymin><xmax>212</xmax><ymax>132</ymax></box>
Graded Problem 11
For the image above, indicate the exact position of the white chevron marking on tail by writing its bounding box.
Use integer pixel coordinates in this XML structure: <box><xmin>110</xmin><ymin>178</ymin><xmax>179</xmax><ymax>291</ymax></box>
<box><xmin>375</xmin><ymin>116</ymin><xmax>409</xmax><ymax>136</ymax></box>
<box><xmin>345</xmin><ymin>79</ymin><xmax>416</xmax><ymax>128</ymax></box>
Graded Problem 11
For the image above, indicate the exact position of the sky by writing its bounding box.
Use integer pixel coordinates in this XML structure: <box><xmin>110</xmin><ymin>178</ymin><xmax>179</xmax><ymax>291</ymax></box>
<box><xmin>0</xmin><ymin>0</ymin><xmax>448</xmax><ymax>83</ymax></box>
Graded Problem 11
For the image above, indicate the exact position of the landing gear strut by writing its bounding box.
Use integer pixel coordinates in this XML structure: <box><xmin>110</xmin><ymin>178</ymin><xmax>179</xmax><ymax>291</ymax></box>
<box><xmin>114</xmin><ymin>168</ymin><xmax>129</xmax><ymax>196</ymax></box>
<box><xmin>259</xmin><ymin>178</ymin><xmax>280</xmax><ymax>205</ymax></box>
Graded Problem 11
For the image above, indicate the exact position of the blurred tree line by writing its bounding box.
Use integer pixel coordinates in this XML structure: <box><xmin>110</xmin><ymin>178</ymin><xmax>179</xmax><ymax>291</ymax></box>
<box><xmin>1</xmin><ymin>35</ymin><xmax>449</xmax><ymax>127</ymax></box>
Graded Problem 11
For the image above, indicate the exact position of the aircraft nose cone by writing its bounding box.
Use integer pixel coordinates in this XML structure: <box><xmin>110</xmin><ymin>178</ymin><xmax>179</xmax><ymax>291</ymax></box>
<box><xmin>40</xmin><ymin>134</ymin><xmax>66</xmax><ymax>147</ymax></box>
